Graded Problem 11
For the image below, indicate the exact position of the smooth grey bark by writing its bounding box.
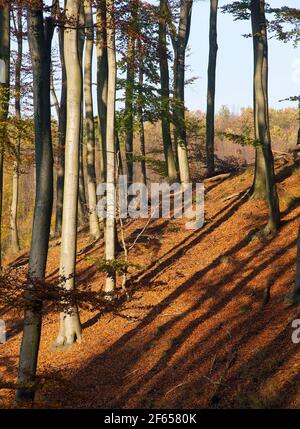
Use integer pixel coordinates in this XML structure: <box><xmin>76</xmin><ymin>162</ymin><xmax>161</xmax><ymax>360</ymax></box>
<box><xmin>50</xmin><ymin>63</ymin><xmax>59</xmax><ymax>118</ymax></box>
<box><xmin>96</xmin><ymin>0</ymin><xmax>108</xmax><ymax>182</ymax></box>
<box><xmin>0</xmin><ymin>3</ymin><xmax>10</xmax><ymax>269</ymax></box>
<box><xmin>54</xmin><ymin>0</ymin><xmax>82</xmax><ymax>347</ymax></box>
<box><xmin>251</xmin><ymin>1</ymin><xmax>266</xmax><ymax>199</ymax></box>
<box><xmin>205</xmin><ymin>0</ymin><xmax>218</xmax><ymax>176</ymax></box>
<box><xmin>252</xmin><ymin>146</ymin><xmax>266</xmax><ymax>198</ymax></box>
<box><xmin>159</xmin><ymin>0</ymin><xmax>178</xmax><ymax>182</ymax></box>
<box><xmin>124</xmin><ymin>0</ymin><xmax>137</xmax><ymax>190</ymax></box>
<box><xmin>55</xmin><ymin>2</ymin><xmax>67</xmax><ymax>237</ymax></box>
<box><xmin>170</xmin><ymin>0</ymin><xmax>193</xmax><ymax>185</ymax></box>
<box><xmin>10</xmin><ymin>7</ymin><xmax>22</xmax><ymax>253</ymax></box>
<box><xmin>137</xmin><ymin>65</ymin><xmax>147</xmax><ymax>186</ymax></box>
<box><xmin>77</xmin><ymin>3</ymin><xmax>88</xmax><ymax>226</ymax></box>
<box><xmin>84</xmin><ymin>0</ymin><xmax>101</xmax><ymax>240</ymax></box>
<box><xmin>16</xmin><ymin>8</ymin><xmax>53</xmax><ymax>401</ymax></box>
<box><xmin>104</xmin><ymin>0</ymin><xmax>116</xmax><ymax>297</ymax></box>
<box><xmin>116</xmin><ymin>131</ymin><xmax>123</xmax><ymax>175</ymax></box>
<box><xmin>250</xmin><ymin>0</ymin><xmax>280</xmax><ymax>236</ymax></box>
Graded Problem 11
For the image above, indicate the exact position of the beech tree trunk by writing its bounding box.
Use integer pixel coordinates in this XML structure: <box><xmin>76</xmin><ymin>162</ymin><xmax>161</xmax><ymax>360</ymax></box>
<box><xmin>104</xmin><ymin>0</ymin><xmax>116</xmax><ymax>297</ymax></box>
<box><xmin>159</xmin><ymin>0</ymin><xmax>177</xmax><ymax>182</ymax></box>
<box><xmin>96</xmin><ymin>0</ymin><xmax>108</xmax><ymax>182</ymax></box>
<box><xmin>10</xmin><ymin>7</ymin><xmax>22</xmax><ymax>253</ymax></box>
<box><xmin>0</xmin><ymin>3</ymin><xmax>10</xmax><ymax>269</ymax></box>
<box><xmin>16</xmin><ymin>7</ymin><xmax>53</xmax><ymax>401</ymax></box>
<box><xmin>172</xmin><ymin>0</ymin><xmax>193</xmax><ymax>186</ymax></box>
<box><xmin>77</xmin><ymin>3</ymin><xmax>88</xmax><ymax>226</ymax></box>
<box><xmin>250</xmin><ymin>0</ymin><xmax>280</xmax><ymax>236</ymax></box>
<box><xmin>54</xmin><ymin>5</ymin><xmax>67</xmax><ymax>237</ymax></box>
<box><xmin>206</xmin><ymin>0</ymin><xmax>218</xmax><ymax>176</ymax></box>
<box><xmin>84</xmin><ymin>0</ymin><xmax>101</xmax><ymax>240</ymax></box>
<box><xmin>54</xmin><ymin>0</ymin><xmax>82</xmax><ymax>347</ymax></box>
<box><xmin>137</xmin><ymin>64</ymin><xmax>147</xmax><ymax>186</ymax></box>
<box><xmin>124</xmin><ymin>0</ymin><xmax>137</xmax><ymax>190</ymax></box>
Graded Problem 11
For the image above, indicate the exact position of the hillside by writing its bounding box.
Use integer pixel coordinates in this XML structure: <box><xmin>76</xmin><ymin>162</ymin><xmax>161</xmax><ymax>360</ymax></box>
<box><xmin>1</xmin><ymin>158</ymin><xmax>300</xmax><ymax>409</ymax></box>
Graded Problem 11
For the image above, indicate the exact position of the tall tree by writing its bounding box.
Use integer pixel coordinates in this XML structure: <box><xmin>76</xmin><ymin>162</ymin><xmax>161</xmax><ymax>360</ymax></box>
<box><xmin>250</xmin><ymin>0</ymin><xmax>280</xmax><ymax>235</ymax></box>
<box><xmin>96</xmin><ymin>0</ymin><xmax>108</xmax><ymax>182</ymax></box>
<box><xmin>0</xmin><ymin>1</ymin><xmax>10</xmax><ymax>269</ymax></box>
<box><xmin>170</xmin><ymin>0</ymin><xmax>193</xmax><ymax>186</ymax></box>
<box><xmin>205</xmin><ymin>0</ymin><xmax>218</xmax><ymax>176</ymax></box>
<box><xmin>137</xmin><ymin>57</ymin><xmax>147</xmax><ymax>186</ymax></box>
<box><xmin>10</xmin><ymin>6</ymin><xmax>22</xmax><ymax>253</ymax></box>
<box><xmin>54</xmin><ymin>0</ymin><xmax>82</xmax><ymax>347</ymax></box>
<box><xmin>77</xmin><ymin>2</ymin><xmax>88</xmax><ymax>226</ymax></box>
<box><xmin>104</xmin><ymin>0</ymin><xmax>117</xmax><ymax>298</ymax></box>
<box><xmin>54</xmin><ymin>0</ymin><xmax>67</xmax><ymax>237</ymax></box>
<box><xmin>158</xmin><ymin>0</ymin><xmax>177</xmax><ymax>182</ymax></box>
<box><xmin>124</xmin><ymin>0</ymin><xmax>138</xmax><ymax>191</ymax></box>
<box><xmin>16</xmin><ymin>3</ymin><xmax>53</xmax><ymax>400</ymax></box>
<box><xmin>84</xmin><ymin>0</ymin><xmax>101</xmax><ymax>240</ymax></box>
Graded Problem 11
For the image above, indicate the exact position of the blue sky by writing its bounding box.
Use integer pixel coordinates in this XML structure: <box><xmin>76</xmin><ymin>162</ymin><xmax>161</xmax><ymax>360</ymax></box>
<box><xmin>186</xmin><ymin>0</ymin><xmax>300</xmax><ymax>113</ymax></box>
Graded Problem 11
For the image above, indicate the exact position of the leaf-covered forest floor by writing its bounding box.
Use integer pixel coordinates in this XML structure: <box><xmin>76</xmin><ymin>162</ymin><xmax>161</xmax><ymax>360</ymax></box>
<box><xmin>2</xmin><ymin>158</ymin><xmax>300</xmax><ymax>408</ymax></box>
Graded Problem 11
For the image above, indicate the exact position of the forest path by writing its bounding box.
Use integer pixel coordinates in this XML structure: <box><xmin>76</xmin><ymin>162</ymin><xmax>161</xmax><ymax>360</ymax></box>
<box><xmin>2</xmin><ymin>159</ymin><xmax>300</xmax><ymax>408</ymax></box>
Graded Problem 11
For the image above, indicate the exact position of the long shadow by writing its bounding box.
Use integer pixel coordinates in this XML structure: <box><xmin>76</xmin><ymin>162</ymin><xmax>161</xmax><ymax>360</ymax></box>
<box><xmin>144</xmin><ymin>257</ymin><xmax>296</xmax><ymax>408</ymax></box>
<box><xmin>110</xmin><ymin>236</ymin><xmax>296</xmax><ymax>407</ymax></box>
<box><xmin>44</xmin><ymin>223</ymin><xmax>268</xmax><ymax>406</ymax></box>
<box><xmin>77</xmin><ymin>193</ymin><xmax>248</xmax><ymax>332</ymax></box>
<box><xmin>61</xmin><ymin>193</ymin><xmax>300</xmax><ymax>406</ymax></box>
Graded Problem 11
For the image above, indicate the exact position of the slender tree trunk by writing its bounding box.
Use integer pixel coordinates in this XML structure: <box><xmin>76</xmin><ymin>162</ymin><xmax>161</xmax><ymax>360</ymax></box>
<box><xmin>124</xmin><ymin>0</ymin><xmax>137</xmax><ymax>190</ymax></box>
<box><xmin>96</xmin><ymin>0</ymin><xmax>108</xmax><ymax>182</ymax></box>
<box><xmin>16</xmin><ymin>8</ymin><xmax>53</xmax><ymax>401</ymax></box>
<box><xmin>54</xmin><ymin>0</ymin><xmax>82</xmax><ymax>347</ymax></box>
<box><xmin>84</xmin><ymin>0</ymin><xmax>101</xmax><ymax>240</ymax></box>
<box><xmin>55</xmin><ymin>4</ymin><xmax>67</xmax><ymax>237</ymax></box>
<box><xmin>173</xmin><ymin>0</ymin><xmax>193</xmax><ymax>186</ymax></box>
<box><xmin>205</xmin><ymin>0</ymin><xmax>218</xmax><ymax>176</ymax></box>
<box><xmin>159</xmin><ymin>0</ymin><xmax>177</xmax><ymax>182</ymax></box>
<box><xmin>0</xmin><ymin>3</ymin><xmax>10</xmax><ymax>269</ymax></box>
<box><xmin>10</xmin><ymin>7</ymin><xmax>22</xmax><ymax>253</ymax></box>
<box><xmin>116</xmin><ymin>131</ymin><xmax>123</xmax><ymax>175</ymax></box>
<box><xmin>250</xmin><ymin>0</ymin><xmax>280</xmax><ymax>236</ymax></box>
<box><xmin>77</xmin><ymin>3</ymin><xmax>88</xmax><ymax>226</ymax></box>
<box><xmin>50</xmin><ymin>63</ymin><xmax>59</xmax><ymax>118</ymax></box>
<box><xmin>104</xmin><ymin>0</ymin><xmax>116</xmax><ymax>298</ymax></box>
<box><xmin>137</xmin><ymin>66</ymin><xmax>147</xmax><ymax>186</ymax></box>
<box><xmin>252</xmin><ymin>146</ymin><xmax>266</xmax><ymax>198</ymax></box>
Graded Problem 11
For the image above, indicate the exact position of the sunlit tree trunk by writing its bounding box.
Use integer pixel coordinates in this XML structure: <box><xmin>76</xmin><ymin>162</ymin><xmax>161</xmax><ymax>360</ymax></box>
<box><xmin>124</xmin><ymin>0</ymin><xmax>137</xmax><ymax>190</ymax></box>
<box><xmin>54</xmin><ymin>0</ymin><xmax>82</xmax><ymax>347</ymax></box>
<box><xmin>54</xmin><ymin>0</ymin><xmax>67</xmax><ymax>237</ymax></box>
<box><xmin>0</xmin><ymin>3</ymin><xmax>10</xmax><ymax>269</ymax></box>
<box><xmin>172</xmin><ymin>0</ymin><xmax>193</xmax><ymax>186</ymax></box>
<box><xmin>137</xmin><ymin>64</ymin><xmax>147</xmax><ymax>186</ymax></box>
<box><xmin>206</xmin><ymin>0</ymin><xmax>218</xmax><ymax>176</ymax></box>
<box><xmin>159</xmin><ymin>0</ymin><xmax>177</xmax><ymax>182</ymax></box>
<box><xmin>84</xmin><ymin>0</ymin><xmax>101</xmax><ymax>240</ymax></box>
<box><xmin>96</xmin><ymin>0</ymin><xmax>108</xmax><ymax>182</ymax></box>
<box><xmin>250</xmin><ymin>0</ymin><xmax>280</xmax><ymax>236</ymax></box>
<box><xmin>78</xmin><ymin>3</ymin><xmax>88</xmax><ymax>226</ymax></box>
<box><xmin>10</xmin><ymin>7</ymin><xmax>22</xmax><ymax>253</ymax></box>
<box><xmin>16</xmin><ymin>7</ymin><xmax>53</xmax><ymax>401</ymax></box>
<box><xmin>104</xmin><ymin>0</ymin><xmax>116</xmax><ymax>298</ymax></box>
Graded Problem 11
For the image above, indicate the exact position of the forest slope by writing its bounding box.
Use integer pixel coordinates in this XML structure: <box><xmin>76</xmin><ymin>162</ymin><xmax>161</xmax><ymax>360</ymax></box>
<box><xmin>1</xmin><ymin>158</ymin><xmax>300</xmax><ymax>408</ymax></box>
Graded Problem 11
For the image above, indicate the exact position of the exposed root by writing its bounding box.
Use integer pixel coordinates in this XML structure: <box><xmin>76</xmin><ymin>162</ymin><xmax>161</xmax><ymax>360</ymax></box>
<box><xmin>52</xmin><ymin>310</ymin><xmax>82</xmax><ymax>350</ymax></box>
